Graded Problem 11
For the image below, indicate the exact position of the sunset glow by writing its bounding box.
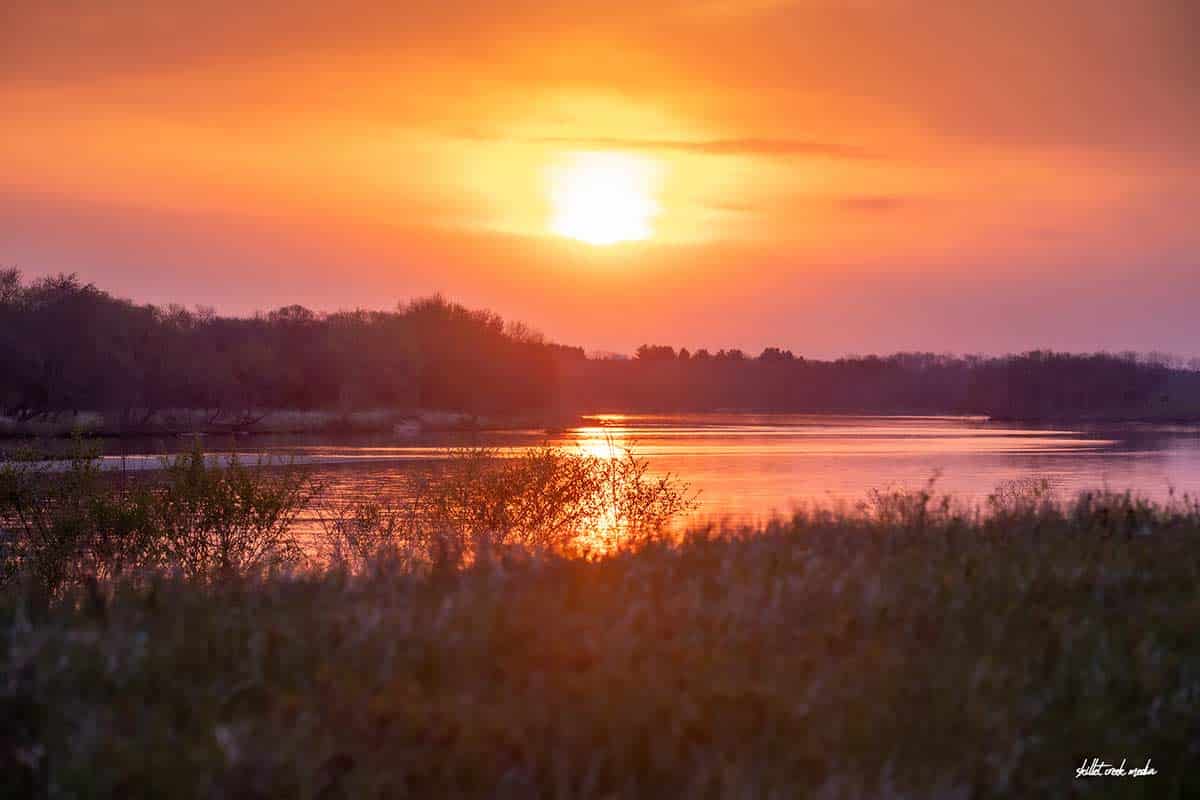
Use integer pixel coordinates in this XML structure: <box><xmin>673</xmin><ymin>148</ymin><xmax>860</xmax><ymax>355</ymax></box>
<box><xmin>549</xmin><ymin>153</ymin><xmax>660</xmax><ymax>245</ymax></box>
<box><xmin>2</xmin><ymin>1</ymin><xmax>1197</xmax><ymax>356</ymax></box>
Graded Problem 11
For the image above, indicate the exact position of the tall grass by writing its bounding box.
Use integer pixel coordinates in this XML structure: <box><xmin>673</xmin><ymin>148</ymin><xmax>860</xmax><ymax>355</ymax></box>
<box><xmin>3</xmin><ymin>447</ymin><xmax>1200</xmax><ymax>797</ymax></box>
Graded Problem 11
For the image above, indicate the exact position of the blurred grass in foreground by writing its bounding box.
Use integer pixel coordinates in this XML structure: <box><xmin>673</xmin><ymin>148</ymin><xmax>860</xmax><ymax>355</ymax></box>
<box><xmin>2</xmin><ymin>447</ymin><xmax>1200</xmax><ymax>797</ymax></box>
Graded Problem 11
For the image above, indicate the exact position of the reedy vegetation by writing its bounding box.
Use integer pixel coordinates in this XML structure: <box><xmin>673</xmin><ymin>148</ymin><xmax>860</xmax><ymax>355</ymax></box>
<box><xmin>0</xmin><ymin>444</ymin><xmax>316</xmax><ymax>593</ymax></box>
<box><xmin>0</xmin><ymin>442</ymin><xmax>696</xmax><ymax>594</ymax></box>
<box><xmin>3</xmin><ymin>450</ymin><xmax>1200</xmax><ymax>797</ymax></box>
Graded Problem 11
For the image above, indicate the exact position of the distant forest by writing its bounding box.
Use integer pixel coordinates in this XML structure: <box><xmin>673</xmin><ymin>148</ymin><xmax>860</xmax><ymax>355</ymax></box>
<box><xmin>561</xmin><ymin>347</ymin><xmax>1200</xmax><ymax>420</ymax></box>
<box><xmin>3</xmin><ymin>270</ymin><xmax>1199</xmax><ymax>425</ymax></box>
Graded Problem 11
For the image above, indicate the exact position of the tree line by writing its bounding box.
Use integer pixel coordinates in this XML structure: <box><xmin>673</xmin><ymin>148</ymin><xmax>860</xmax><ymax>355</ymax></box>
<box><xmin>2</xmin><ymin>269</ymin><xmax>1198</xmax><ymax>425</ymax></box>
<box><xmin>0</xmin><ymin>270</ymin><xmax>574</xmax><ymax>424</ymax></box>
<box><xmin>557</xmin><ymin>346</ymin><xmax>1200</xmax><ymax>420</ymax></box>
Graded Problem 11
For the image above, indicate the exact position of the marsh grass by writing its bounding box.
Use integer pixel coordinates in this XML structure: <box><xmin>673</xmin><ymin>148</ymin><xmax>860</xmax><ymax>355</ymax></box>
<box><xmin>3</xmin><ymin>449</ymin><xmax>1200</xmax><ymax>797</ymax></box>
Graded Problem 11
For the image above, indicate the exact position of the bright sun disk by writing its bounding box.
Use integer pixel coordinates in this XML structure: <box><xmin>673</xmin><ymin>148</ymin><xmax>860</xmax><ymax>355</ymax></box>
<box><xmin>549</xmin><ymin>152</ymin><xmax>660</xmax><ymax>246</ymax></box>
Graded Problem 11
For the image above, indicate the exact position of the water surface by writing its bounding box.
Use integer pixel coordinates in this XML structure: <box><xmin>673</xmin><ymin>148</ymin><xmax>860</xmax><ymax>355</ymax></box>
<box><xmin>85</xmin><ymin>414</ymin><xmax>1200</xmax><ymax>523</ymax></box>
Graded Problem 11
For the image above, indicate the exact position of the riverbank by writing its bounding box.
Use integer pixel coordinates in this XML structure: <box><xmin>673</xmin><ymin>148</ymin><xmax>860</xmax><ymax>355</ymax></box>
<box><xmin>8</xmin><ymin>407</ymin><xmax>1200</xmax><ymax>441</ymax></box>
<box><xmin>988</xmin><ymin>413</ymin><xmax>1200</xmax><ymax>425</ymax></box>
<box><xmin>0</xmin><ymin>408</ymin><xmax>579</xmax><ymax>439</ymax></box>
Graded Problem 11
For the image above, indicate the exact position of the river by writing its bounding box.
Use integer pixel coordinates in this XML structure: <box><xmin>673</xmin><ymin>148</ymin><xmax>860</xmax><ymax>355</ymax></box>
<box><xmin>81</xmin><ymin>413</ymin><xmax>1200</xmax><ymax>524</ymax></box>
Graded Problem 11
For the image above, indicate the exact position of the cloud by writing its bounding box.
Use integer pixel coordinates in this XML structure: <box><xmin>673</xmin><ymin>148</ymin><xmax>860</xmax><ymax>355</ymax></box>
<box><xmin>464</xmin><ymin>133</ymin><xmax>878</xmax><ymax>161</ymax></box>
<box><xmin>4</xmin><ymin>0</ymin><xmax>1196</xmax><ymax>162</ymax></box>
<box><xmin>840</xmin><ymin>195</ymin><xmax>909</xmax><ymax>213</ymax></box>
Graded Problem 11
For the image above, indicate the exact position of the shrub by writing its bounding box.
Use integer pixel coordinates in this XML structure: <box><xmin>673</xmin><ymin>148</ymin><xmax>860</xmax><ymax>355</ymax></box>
<box><xmin>319</xmin><ymin>445</ymin><xmax>697</xmax><ymax>570</ymax></box>
<box><xmin>149</xmin><ymin>447</ymin><xmax>318</xmax><ymax>580</ymax></box>
<box><xmin>0</xmin><ymin>441</ymin><xmax>157</xmax><ymax>596</ymax></box>
<box><xmin>2</xmin><ymin>442</ymin><xmax>694</xmax><ymax>589</ymax></box>
<box><xmin>0</xmin><ymin>442</ymin><xmax>319</xmax><ymax>593</ymax></box>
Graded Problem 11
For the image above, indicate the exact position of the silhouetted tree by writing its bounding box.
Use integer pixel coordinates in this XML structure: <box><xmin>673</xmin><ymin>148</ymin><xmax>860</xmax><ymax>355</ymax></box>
<box><xmin>0</xmin><ymin>273</ymin><xmax>563</xmax><ymax>423</ymax></box>
<box><xmin>2</xmin><ymin>271</ymin><xmax>1197</xmax><ymax>424</ymax></box>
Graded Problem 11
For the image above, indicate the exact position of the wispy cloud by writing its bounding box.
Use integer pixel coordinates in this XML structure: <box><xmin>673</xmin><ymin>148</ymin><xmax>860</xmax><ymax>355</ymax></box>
<box><xmin>840</xmin><ymin>195</ymin><xmax>909</xmax><ymax>213</ymax></box>
<box><xmin>461</xmin><ymin>132</ymin><xmax>878</xmax><ymax>160</ymax></box>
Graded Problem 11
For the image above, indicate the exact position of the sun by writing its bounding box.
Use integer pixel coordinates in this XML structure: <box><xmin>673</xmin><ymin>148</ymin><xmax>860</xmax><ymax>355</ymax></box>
<box><xmin>549</xmin><ymin>152</ymin><xmax>660</xmax><ymax>246</ymax></box>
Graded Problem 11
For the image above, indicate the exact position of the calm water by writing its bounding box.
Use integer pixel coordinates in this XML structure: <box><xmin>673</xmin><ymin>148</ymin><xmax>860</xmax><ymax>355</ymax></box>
<box><xmin>87</xmin><ymin>414</ymin><xmax>1200</xmax><ymax>523</ymax></box>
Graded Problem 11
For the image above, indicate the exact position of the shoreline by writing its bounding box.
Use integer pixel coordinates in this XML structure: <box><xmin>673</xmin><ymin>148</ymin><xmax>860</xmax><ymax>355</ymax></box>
<box><xmin>0</xmin><ymin>408</ymin><xmax>580</xmax><ymax>440</ymax></box>
<box><xmin>5</xmin><ymin>408</ymin><xmax>1200</xmax><ymax>440</ymax></box>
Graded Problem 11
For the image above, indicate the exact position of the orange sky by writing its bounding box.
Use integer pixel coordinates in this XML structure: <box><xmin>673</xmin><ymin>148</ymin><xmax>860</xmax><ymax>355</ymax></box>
<box><xmin>3</xmin><ymin>1</ymin><xmax>1198</xmax><ymax>356</ymax></box>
